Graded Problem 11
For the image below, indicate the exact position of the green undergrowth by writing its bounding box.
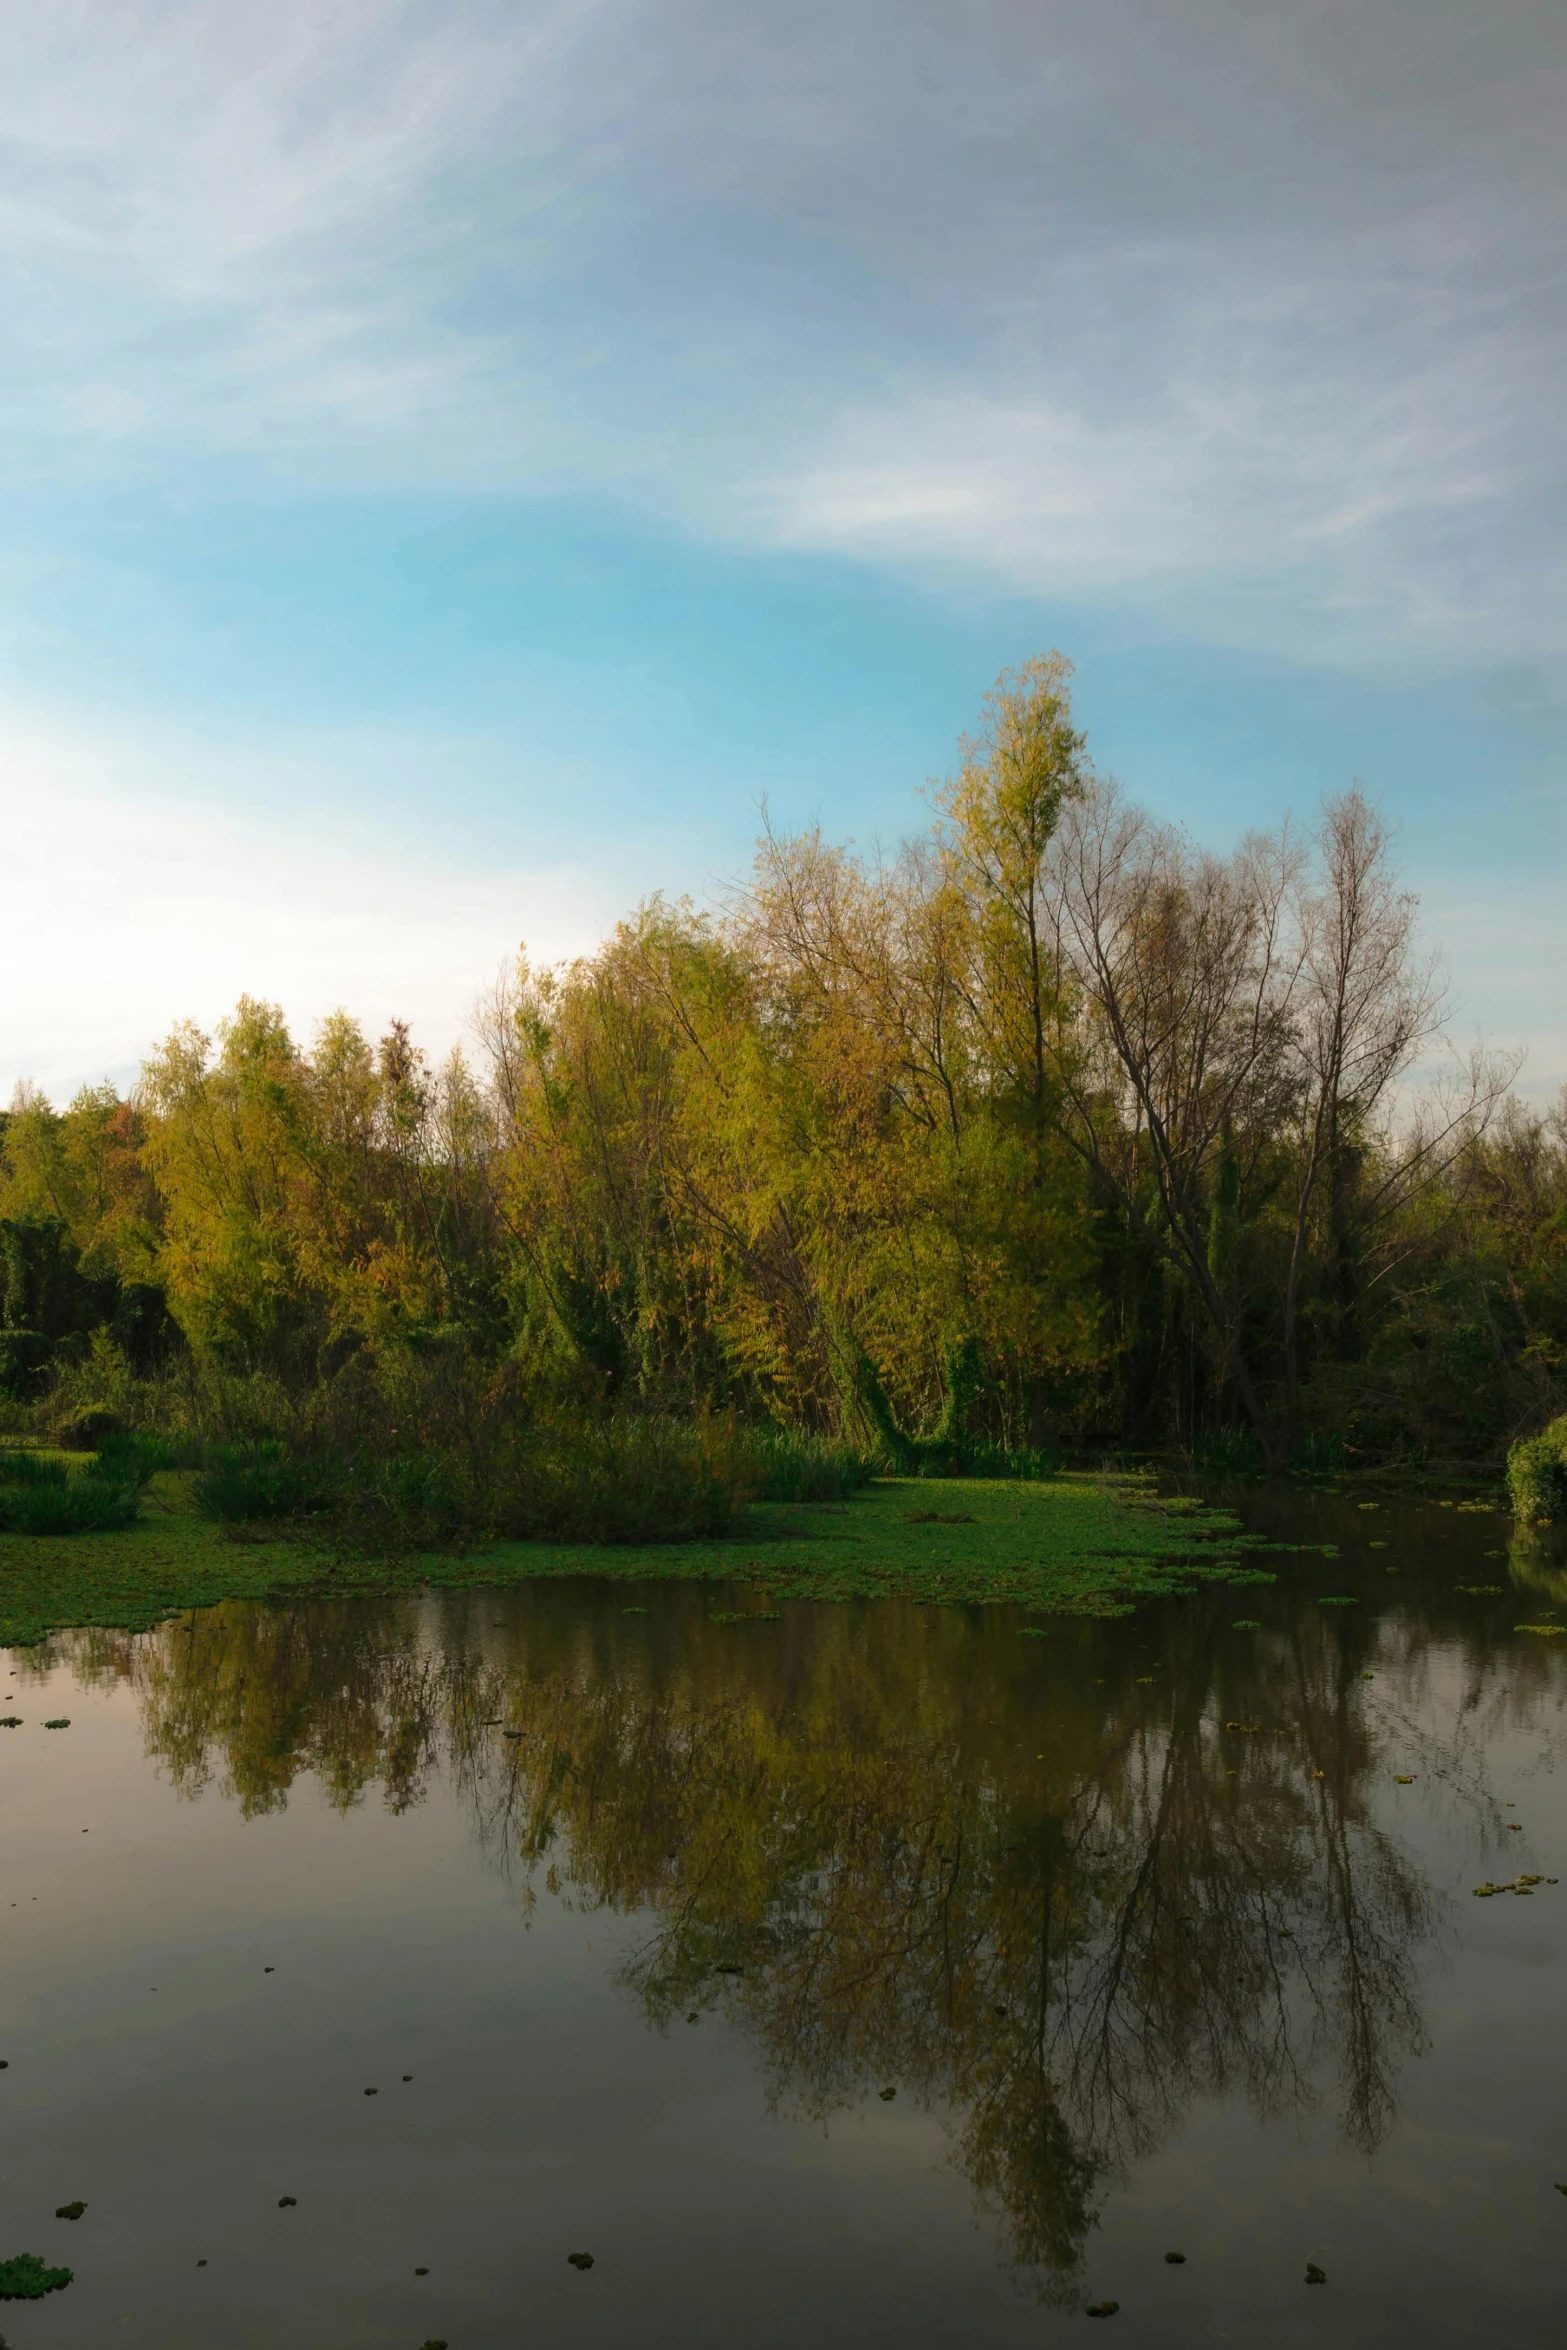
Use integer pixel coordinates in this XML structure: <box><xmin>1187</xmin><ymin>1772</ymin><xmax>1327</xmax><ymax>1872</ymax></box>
<box><xmin>0</xmin><ymin>1468</ymin><xmax>1273</xmax><ymax>1649</ymax></box>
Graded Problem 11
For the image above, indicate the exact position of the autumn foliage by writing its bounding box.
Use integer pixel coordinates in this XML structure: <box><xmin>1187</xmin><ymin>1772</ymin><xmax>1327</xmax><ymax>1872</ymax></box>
<box><xmin>3</xmin><ymin>656</ymin><xmax>1563</xmax><ymax>1481</ymax></box>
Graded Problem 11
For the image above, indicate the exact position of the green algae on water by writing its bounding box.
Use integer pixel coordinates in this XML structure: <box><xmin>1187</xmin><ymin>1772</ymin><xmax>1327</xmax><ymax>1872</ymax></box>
<box><xmin>0</xmin><ymin>2251</ymin><xmax>73</xmax><ymax>2298</ymax></box>
<box><xmin>0</xmin><ymin>1470</ymin><xmax>1270</xmax><ymax>1647</ymax></box>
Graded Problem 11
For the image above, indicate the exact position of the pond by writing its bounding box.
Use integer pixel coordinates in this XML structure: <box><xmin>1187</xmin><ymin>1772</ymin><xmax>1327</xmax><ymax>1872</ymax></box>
<box><xmin>1</xmin><ymin>1485</ymin><xmax>1565</xmax><ymax>2346</ymax></box>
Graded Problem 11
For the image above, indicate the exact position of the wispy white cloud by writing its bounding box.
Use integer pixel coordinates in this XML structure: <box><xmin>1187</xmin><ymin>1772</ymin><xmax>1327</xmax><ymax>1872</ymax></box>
<box><xmin>0</xmin><ymin>0</ymin><xmax>1561</xmax><ymax>673</ymax></box>
<box><xmin>747</xmin><ymin>295</ymin><xmax>1556</xmax><ymax>670</ymax></box>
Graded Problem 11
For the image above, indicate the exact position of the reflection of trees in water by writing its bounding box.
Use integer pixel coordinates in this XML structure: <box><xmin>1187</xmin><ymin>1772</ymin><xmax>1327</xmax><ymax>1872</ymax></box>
<box><xmin>59</xmin><ymin>1597</ymin><xmax>492</xmax><ymax>1818</ymax></box>
<box><xmin>488</xmin><ymin>1608</ymin><xmax>1431</xmax><ymax>2286</ymax></box>
<box><xmin>86</xmin><ymin>1589</ymin><xmax>1440</xmax><ymax>2295</ymax></box>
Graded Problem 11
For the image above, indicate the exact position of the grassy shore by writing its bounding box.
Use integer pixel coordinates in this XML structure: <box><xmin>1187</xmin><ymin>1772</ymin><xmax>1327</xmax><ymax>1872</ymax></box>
<box><xmin>0</xmin><ymin>1465</ymin><xmax>1282</xmax><ymax>1648</ymax></box>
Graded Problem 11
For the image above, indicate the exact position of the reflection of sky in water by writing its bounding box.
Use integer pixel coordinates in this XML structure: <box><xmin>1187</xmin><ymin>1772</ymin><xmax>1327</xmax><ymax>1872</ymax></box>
<box><xmin>3</xmin><ymin>1488</ymin><xmax>1566</xmax><ymax>2346</ymax></box>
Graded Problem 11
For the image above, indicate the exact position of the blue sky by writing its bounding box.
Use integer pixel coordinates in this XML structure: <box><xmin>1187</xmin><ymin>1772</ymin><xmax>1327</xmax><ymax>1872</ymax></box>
<box><xmin>2</xmin><ymin>0</ymin><xmax>1563</xmax><ymax>1101</ymax></box>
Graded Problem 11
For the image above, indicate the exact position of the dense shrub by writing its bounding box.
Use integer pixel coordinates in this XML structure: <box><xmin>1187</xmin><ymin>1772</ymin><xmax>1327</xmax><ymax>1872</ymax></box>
<box><xmin>1508</xmin><ymin>1416</ymin><xmax>1567</xmax><ymax>1525</ymax></box>
<box><xmin>537</xmin><ymin>1417</ymin><xmax>737</xmax><ymax>1542</ymax></box>
<box><xmin>55</xmin><ymin>1407</ymin><xmax>124</xmax><ymax>1451</ymax></box>
<box><xmin>188</xmin><ymin>1414</ymin><xmax>754</xmax><ymax>1548</ymax></box>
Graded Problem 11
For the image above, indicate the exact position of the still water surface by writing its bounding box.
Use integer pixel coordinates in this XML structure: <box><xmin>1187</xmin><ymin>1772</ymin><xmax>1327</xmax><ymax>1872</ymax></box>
<box><xmin>2</xmin><ymin>1488</ymin><xmax>1566</xmax><ymax>2346</ymax></box>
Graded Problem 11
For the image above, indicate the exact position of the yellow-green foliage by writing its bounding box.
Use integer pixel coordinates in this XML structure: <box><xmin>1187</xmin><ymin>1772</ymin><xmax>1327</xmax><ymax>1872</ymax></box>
<box><xmin>138</xmin><ymin>1001</ymin><xmax>498</xmax><ymax>1366</ymax></box>
<box><xmin>1508</xmin><ymin>1415</ymin><xmax>1567</xmax><ymax>1524</ymax></box>
<box><xmin>6</xmin><ymin>657</ymin><xmax>1563</xmax><ymax>1466</ymax></box>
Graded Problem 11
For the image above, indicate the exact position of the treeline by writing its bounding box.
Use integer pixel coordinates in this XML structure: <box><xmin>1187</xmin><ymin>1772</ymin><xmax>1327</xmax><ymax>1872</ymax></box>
<box><xmin>3</xmin><ymin>656</ymin><xmax>1564</xmax><ymax>1477</ymax></box>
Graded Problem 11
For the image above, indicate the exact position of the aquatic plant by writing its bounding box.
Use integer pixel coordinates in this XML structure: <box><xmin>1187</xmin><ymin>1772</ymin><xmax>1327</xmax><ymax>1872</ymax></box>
<box><xmin>0</xmin><ymin>1472</ymin><xmax>1261</xmax><ymax>1648</ymax></box>
<box><xmin>0</xmin><ymin>2251</ymin><xmax>72</xmax><ymax>2298</ymax></box>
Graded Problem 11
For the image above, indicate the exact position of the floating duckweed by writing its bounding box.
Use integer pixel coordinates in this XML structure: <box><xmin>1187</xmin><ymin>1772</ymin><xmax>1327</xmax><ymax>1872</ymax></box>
<box><xmin>1305</xmin><ymin>2262</ymin><xmax>1327</xmax><ymax>2284</ymax></box>
<box><xmin>277</xmin><ymin>2197</ymin><xmax>296</xmax><ymax>2209</ymax></box>
<box><xmin>567</xmin><ymin>2251</ymin><xmax>595</xmax><ymax>2270</ymax></box>
<box><xmin>0</xmin><ymin>1475</ymin><xmax>1271</xmax><ymax>1646</ymax></box>
<box><xmin>0</xmin><ymin>2252</ymin><xmax>73</xmax><ymax>2299</ymax></box>
<box><xmin>1224</xmin><ymin>1722</ymin><xmax>1262</xmax><ymax>1733</ymax></box>
<box><xmin>878</xmin><ymin>2086</ymin><xmax>896</xmax><ymax>2101</ymax></box>
<box><xmin>1232</xmin><ymin>1619</ymin><xmax>1261</xmax><ymax>1630</ymax></box>
<box><xmin>1516</xmin><ymin>1624</ymin><xmax>1566</xmax><ymax>1636</ymax></box>
<box><xmin>0</xmin><ymin>1718</ymin><xmax>20</xmax><ymax>1728</ymax></box>
<box><xmin>1164</xmin><ymin>2251</ymin><xmax>1186</xmax><ymax>2264</ymax></box>
<box><xmin>1316</xmin><ymin>1596</ymin><xmax>1357</xmax><ymax>1607</ymax></box>
<box><xmin>43</xmin><ymin>1718</ymin><xmax>70</xmax><ymax>1729</ymax></box>
<box><xmin>1394</xmin><ymin>1775</ymin><xmax>1415</xmax><ymax>1784</ymax></box>
<box><xmin>53</xmin><ymin>2203</ymin><xmax>85</xmax><ymax>2221</ymax></box>
<box><xmin>1086</xmin><ymin>2300</ymin><xmax>1120</xmax><ymax>2317</ymax></box>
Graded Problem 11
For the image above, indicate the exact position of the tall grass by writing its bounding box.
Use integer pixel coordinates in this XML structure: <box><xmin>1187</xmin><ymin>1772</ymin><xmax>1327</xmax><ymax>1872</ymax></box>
<box><xmin>743</xmin><ymin>1427</ymin><xmax>879</xmax><ymax>1503</ymax></box>
<box><xmin>0</xmin><ymin>1437</ymin><xmax>152</xmax><ymax>1535</ymax></box>
<box><xmin>190</xmin><ymin>1441</ymin><xmax>345</xmax><ymax>1524</ymax></box>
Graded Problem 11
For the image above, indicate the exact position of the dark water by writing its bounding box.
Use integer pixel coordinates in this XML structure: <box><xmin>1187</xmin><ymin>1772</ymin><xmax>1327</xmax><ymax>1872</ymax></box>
<box><xmin>2</xmin><ymin>1488</ymin><xmax>1566</xmax><ymax>2347</ymax></box>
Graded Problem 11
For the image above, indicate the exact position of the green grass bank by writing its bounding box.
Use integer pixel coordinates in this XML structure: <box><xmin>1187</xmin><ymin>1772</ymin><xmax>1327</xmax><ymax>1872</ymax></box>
<box><xmin>0</xmin><ymin>1467</ymin><xmax>1275</xmax><ymax>1648</ymax></box>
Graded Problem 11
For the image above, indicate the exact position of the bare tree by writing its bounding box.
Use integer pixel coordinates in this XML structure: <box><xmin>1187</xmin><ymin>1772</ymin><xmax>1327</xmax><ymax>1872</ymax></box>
<box><xmin>1043</xmin><ymin>777</ymin><xmax>1514</xmax><ymax>1460</ymax></box>
<box><xmin>1280</xmin><ymin>789</ymin><xmax>1441</xmax><ymax>1424</ymax></box>
<box><xmin>1042</xmin><ymin>780</ymin><xmax>1305</xmax><ymax>1455</ymax></box>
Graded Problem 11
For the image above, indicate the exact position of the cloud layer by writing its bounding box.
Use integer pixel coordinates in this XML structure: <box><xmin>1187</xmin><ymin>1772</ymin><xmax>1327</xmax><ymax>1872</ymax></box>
<box><xmin>0</xmin><ymin>0</ymin><xmax>1561</xmax><ymax>674</ymax></box>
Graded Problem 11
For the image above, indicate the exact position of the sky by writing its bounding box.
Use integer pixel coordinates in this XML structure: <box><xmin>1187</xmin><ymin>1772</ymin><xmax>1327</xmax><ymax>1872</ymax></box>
<box><xmin>1</xmin><ymin>0</ymin><xmax>1563</xmax><ymax>1104</ymax></box>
